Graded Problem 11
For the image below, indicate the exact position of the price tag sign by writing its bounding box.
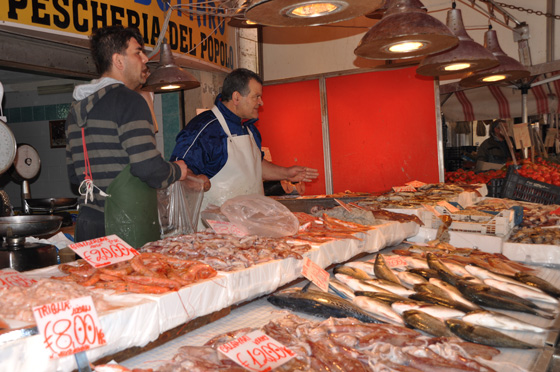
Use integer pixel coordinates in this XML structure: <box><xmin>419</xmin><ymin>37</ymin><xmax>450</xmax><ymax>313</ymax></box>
<box><xmin>0</xmin><ymin>269</ymin><xmax>37</xmax><ymax>289</ymax></box>
<box><xmin>513</xmin><ymin>123</ymin><xmax>531</xmax><ymax>149</ymax></box>
<box><xmin>69</xmin><ymin>235</ymin><xmax>139</xmax><ymax>268</ymax></box>
<box><xmin>392</xmin><ymin>185</ymin><xmax>417</xmax><ymax>192</ymax></box>
<box><xmin>218</xmin><ymin>330</ymin><xmax>296</xmax><ymax>371</ymax></box>
<box><xmin>302</xmin><ymin>257</ymin><xmax>330</xmax><ymax>292</ymax></box>
<box><xmin>421</xmin><ymin>204</ymin><xmax>440</xmax><ymax>217</ymax></box>
<box><xmin>207</xmin><ymin>220</ymin><xmax>247</xmax><ymax>237</ymax></box>
<box><xmin>405</xmin><ymin>180</ymin><xmax>427</xmax><ymax>188</ymax></box>
<box><xmin>33</xmin><ymin>296</ymin><xmax>106</xmax><ymax>359</ymax></box>
<box><xmin>381</xmin><ymin>255</ymin><xmax>408</xmax><ymax>270</ymax></box>
<box><xmin>437</xmin><ymin>200</ymin><xmax>460</xmax><ymax>213</ymax></box>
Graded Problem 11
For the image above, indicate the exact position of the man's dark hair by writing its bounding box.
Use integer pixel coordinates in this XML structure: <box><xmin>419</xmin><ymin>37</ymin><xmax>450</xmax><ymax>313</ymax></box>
<box><xmin>221</xmin><ymin>68</ymin><xmax>263</xmax><ymax>101</ymax></box>
<box><xmin>90</xmin><ymin>25</ymin><xmax>144</xmax><ymax>75</ymax></box>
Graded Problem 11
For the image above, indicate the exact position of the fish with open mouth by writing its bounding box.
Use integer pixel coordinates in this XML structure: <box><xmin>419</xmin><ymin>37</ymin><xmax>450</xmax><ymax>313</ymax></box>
<box><xmin>374</xmin><ymin>254</ymin><xmax>402</xmax><ymax>285</ymax></box>
<box><xmin>462</xmin><ymin>310</ymin><xmax>550</xmax><ymax>333</ymax></box>
<box><xmin>445</xmin><ymin>318</ymin><xmax>540</xmax><ymax>349</ymax></box>
<box><xmin>267</xmin><ymin>288</ymin><xmax>384</xmax><ymax>324</ymax></box>
<box><xmin>514</xmin><ymin>272</ymin><xmax>560</xmax><ymax>298</ymax></box>
<box><xmin>403</xmin><ymin>309</ymin><xmax>456</xmax><ymax>337</ymax></box>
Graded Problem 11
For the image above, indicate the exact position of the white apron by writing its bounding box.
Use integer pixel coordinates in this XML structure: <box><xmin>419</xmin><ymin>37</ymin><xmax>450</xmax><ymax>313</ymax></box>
<box><xmin>199</xmin><ymin>106</ymin><xmax>264</xmax><ymax>229</ymax></box>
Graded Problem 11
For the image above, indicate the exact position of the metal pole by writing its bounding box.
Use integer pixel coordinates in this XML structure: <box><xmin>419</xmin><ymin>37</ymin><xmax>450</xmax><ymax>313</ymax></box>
<box><xmin>522</xmin><ymin>86</ymin><xmax>529</xmax><ymax>159</ymax></box>
<box><xmin>319</xmin><ymin>77</ymin><xmax>333</xmax><ymax>194</ymax></box>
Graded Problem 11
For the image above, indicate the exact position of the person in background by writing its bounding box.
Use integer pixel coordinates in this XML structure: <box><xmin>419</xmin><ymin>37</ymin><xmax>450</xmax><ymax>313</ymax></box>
<box><xmin>475</xmin><ymin>119</ymin><xmax>512</xmax><ymax>168</ymax></box>
<box><xmin>170</xmin><ymin>68</ymin><xmax>319</xmax><ymax>224</ymax></box>
<box><xmin>65</xmin><ymin>25</ymin><xmax>204</xmax><ymax>247</ymax></box>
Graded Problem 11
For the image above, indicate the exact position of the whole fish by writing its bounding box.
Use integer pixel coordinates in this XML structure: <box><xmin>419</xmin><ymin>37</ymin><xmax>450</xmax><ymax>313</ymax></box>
<box><xmin>396</xmin><ymin>271</ymin><xmax>427</xmax><ymax>288</ymax></box>
<box><xmin>402</xmin><ymin>256</ymin><xmax>430</xmax><ymax>270</ymax></box>
<box><xmin>442</xmin><ymin>260</ymin><xmax>481</xmax><ymax>281</ymax></box>
<box><xmin>328</xmin><ymin>277</ymin><xmax>355</xmax><ymax>300</ymax></box>
<box><xmin>465</xmin><ymin>265</ymin><xmax>536</xmax><ymax>290</ymax></box>
<box><xmin>353</xmin><ymin>291</ymin><xmax>412</xmax><ymax>305</ymax></box>
<box><xmin>429</xmin><ymin>278</ymin><xmax>481</xmax><ymax>312</ymax></box>
<box><xmin>345</xmin><ymin>261</ymin><xmax>375</xmax><ymax>277</ymax></box>
<box><xmin>426</xmin><ymin>253</ymin><xmax>462</xmax><ymax>286</ymax></box>
<box><xmin>353</xmin><ymin>295</ymin><xmax>405</xmax><ymax>326</ymax></box>
<box><xmin>445</xmin><ymin>318</ymin><xmax>539</xmax><ymax>349</ymax></box>
<box><xmin>365</xmin><ymin>278</ymin><xmax>415</xmax><ymax>297</ymax></box>
<box><xmin>392</xmin><ymin>301</ymin><xmax>466</xmax><ymax>320</ymax></box>
<box><xmin>335</xmin><ymin>273</ymin><xmax>392</xmax><ymax>294</ymax></box>
<box><xmin>409</xmin><ymin>292</ymin><xmax>477</xmax><ymax>313</ymax></box>
<box><xmin>462</xmin><ymin>310</ymin><xmax>549</xmax><ymax>333</ymax></box>
<box><xmin>267</xmin><ymin>288</ymin><xmax>383</xmax><ymax>323</ymax></box>
<box><xmin>333</xmin><ymin>265</ymin><xmax>371</xmax><ymax>280</ymax></box>
<box><xmin>374</xmin><ymin>254</ymin><xmax>402</xmax><ymax>285</ymax></box>
<box><xmin>408</xmin><ymin>268</ymin><xmax>440</xmax><ymax>280</ymax></box>
<box><xmin>414</xmin><ymin>282</ymin><xmax>453</xmax><ymax>299</ymax></box>
<box><xmin>514</xmin><ymin>272</ymin><xmax>560</xmax><ymax>298</ymax></box>
<box><xmin>402</xmin><ymin>309</ymin><xmax>456</xmax><ymax>337</ymax></box>
<box><xmin>483</xmin><ymin>279</ymin><xmax>558</xmax><ymax>305</ymax></box>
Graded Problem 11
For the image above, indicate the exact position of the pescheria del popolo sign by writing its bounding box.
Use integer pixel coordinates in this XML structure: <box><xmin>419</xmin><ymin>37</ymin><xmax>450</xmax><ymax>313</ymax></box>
<box><xmin>2</xmin><ymin>0</ymin><xmax>233</xmax><ymax>70</ymax></box>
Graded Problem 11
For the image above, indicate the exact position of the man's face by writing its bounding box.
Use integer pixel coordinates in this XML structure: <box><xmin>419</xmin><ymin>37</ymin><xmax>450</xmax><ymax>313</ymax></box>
<box><xmin>237</xmin><ymin>78</ymin><xmax>263</xmax><ymax>120</ymax></box>
<box><xmin>122</xmin><ymin>38</ymin><xmax>149</xmax><ymax>90</ymax></box>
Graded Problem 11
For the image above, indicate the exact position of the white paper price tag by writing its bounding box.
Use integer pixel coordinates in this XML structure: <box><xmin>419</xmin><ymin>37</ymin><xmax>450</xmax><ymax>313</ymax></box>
<box><xmin>207</xmin><ymin>220</ymin><xmax>247</xmax><ymax>237</ymax></box>
<box><xmin>302</xmin><ymin>257</ymin><xmax>329</xmax><ymax>292</ymax></box>
<box><xmin>381</xmin><ymin>255</ymin><xmax>408</xmax><ymax>270</ymax></box>
<box><xmin>0</xmin><ymin>269</ymin><xmax>37</xmax><ymax>289</ymax></box>
<box><xmin>33</xmin><ymin>296</ymin><xmax>106</xmax><ymax>359</ymax></box>
<box><xmin>218</xmin><ymin>330</ymin><xmax>296</xmax><ymax>371</ymax></box>
<box><xmin>69</xmin><ymin>235</ymin><xmax>139</xmax><ymax>268</ymax></box>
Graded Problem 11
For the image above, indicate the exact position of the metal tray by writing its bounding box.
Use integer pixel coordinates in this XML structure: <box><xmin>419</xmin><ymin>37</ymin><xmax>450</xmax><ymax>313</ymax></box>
<box><xmin>0</xmin><ymin>215</ymin><xmax>62</xmax><ymax>238</ymax></box>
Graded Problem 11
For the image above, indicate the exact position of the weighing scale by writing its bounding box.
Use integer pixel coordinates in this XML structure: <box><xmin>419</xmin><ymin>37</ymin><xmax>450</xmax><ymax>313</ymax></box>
<box><xmin>0</xmin><ymin>119</ymin><xmax>63</xmax><ymax>271</ymax></box>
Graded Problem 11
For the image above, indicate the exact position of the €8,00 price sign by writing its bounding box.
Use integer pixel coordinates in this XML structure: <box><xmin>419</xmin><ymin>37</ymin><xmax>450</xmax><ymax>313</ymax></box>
<box><xmin>33</xmin><ymin>296</ymin><xmax>106</xmax><ymax>359</ymax></box>
<box><xmin>69</xmin><ymin>235</ymin><xmax>139</xmax><ymax>268</ymax></box>
<box><xmin>218</xmin><ymin>330</ymin><xmax>296</xmax><ymax>371</ymax></box>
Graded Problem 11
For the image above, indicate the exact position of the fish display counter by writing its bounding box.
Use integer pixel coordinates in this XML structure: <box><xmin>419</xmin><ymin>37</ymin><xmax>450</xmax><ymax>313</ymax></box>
<box><xmin>0</xmin><ymin>219</ymin><xmax>419</xmax><ymax>372</ymax></box>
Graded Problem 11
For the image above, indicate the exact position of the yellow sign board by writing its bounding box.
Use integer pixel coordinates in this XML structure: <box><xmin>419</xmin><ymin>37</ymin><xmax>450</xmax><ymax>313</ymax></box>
<box><xmin>2</xmin><ymin>0</ymin><xmax>233</xmax><ymax>70</ymax></box>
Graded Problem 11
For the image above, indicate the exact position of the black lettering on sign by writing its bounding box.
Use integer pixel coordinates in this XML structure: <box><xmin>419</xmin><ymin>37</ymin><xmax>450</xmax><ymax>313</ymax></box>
<box><xmin>91</xmin><ymin>1</ymin><xmax>108</xmax><ymax>30</ymax></box>
<box><xmin>8</xmin><ymin>0</ymin><xmax>27</xmax><ymax>20</ymax></box>
<box><xmin>179</xmin><ymin>24</ymin><xmax>189</xmax><ymax>53</ymax></box>
<box><xmin>199</xmin><ymin>32</ymin><xmax>207</xmax><ymax>59</ymax></box>
<box><xmin>126</xmin><ymin>9</ymin><xmax>140</xmax><ymax>29</ymax></box>
<box><xmin>73</xmin><ymin>0</ymin><xmax>88</xmax><ymax>32</ymax></box>
<box><xmin>141</xmin><ymin>12</ymin><xmax>149</xmax><ymax>44</ymax></box>
<box><xmin>53</xmin><ymin>0</ymin><xmax>70</xmax><ymax>29</ymax></box>
<box><xmin>168</xmin><ymin>21</ymin><xmax>178</xmax><ymax>49</ymax></box>
<box><xmin>110</xmin><ymin>5</ymin><xmax>125</xmax><ymax>26</ymax></box>
<box><xmin>31</xmin><ymin>0</ymin><xmax>50</xmax><ymax>26</ymax></box>
<box><xmin>150</xmin><ymin>16</ymin><xmax>161</xmax><ymax>45</ymax></box>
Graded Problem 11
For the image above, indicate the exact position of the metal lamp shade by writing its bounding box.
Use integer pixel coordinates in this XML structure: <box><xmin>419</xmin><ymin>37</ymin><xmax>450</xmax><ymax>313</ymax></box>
<box><xmin>355</xmin><ymin>0</ymin><xmax>458</xmax><ymax>60</ymax></box>
<box><xmin>143</xmin><ymin>42</ymin><xmax>200</xmax><ymax>93</ymax></box>
<box><xmin>364</xmin><ymin>0</ymin><xmax>389</xmax><ymax>19</ymax></box>
<box><xmin>228</xmin><ymin>1</ymin><xmax>261</xmax><ymax>28</ymax></box>
<box><xmin>460</xmin><ymin>29</ymin><xmax>530</xmax><ymax>88</ymax></box>
<box><xmin>245</xmin><ymin>0</ymin><xmax>383</xmax><ymax>27</ymax></box>
<box><xmin>416</xmin><ymin>8</ymin><xmax>499</xmax><ymax>77</ymax></box>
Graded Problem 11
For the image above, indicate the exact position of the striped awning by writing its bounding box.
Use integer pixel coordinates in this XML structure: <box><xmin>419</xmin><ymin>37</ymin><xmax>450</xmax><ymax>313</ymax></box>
<box><xmin>441</xmin><ymin>81</ymin><xmax>559</xmax><ymax>122</ymax></box>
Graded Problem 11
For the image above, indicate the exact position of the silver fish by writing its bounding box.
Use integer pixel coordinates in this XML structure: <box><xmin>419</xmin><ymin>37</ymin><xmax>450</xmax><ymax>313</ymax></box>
<box><xmin>353</xmin><ymin>296</ymin><xmax>404</xmax><ymax>326</ymax></box>
<box><xmin>345</xmin><ymin>261</ymin><xmax>375</xmax><ymax>277</ymax></box>
<box><xmin>446</xmin><ymin>318</ymin><xmax>539</xmax><ymax>348</ymax></box>
<box><xmin>366</xmin><ymin>278</ymin><xmax>415</xmax><ymax>297</ymax></box>
<box><xmin>333</xmin><ymin>265</ymin><xmax>371</xmax><ymax>280</ymax></box>
<box><xmin>483</xmin><ymin>278</ymin><xmax>558</xmax><ymax>305</ymax></box>
<box><xmin>514</xmin><ymin>272</ymin><xmax>560</xmax><ymax>298</ymax></box>
<box><xmin>427</xmin><ymin>253</ymin><xmax>461</xmax><ymax>286</ymax></box>
<box><xmin>396</xmin><ymin>271</ymin><xmax>427</xmax><ymax>288</ymax></box>
<box><xmin>402</xmin><ymin>309</ymin><xmax>456</xmax><ymax>337</ymax></box>
<box><xmin>353</xmin><ymin>291</ymin><xmax>412</xmax><ymax>305</ymax></box>
<box><xmin>462</xmin><ymin>310</ymin><xmax>549</xmax><ymax>333</ymax></box>
<box><xmin>328</xmin><ymin>277</ymin><xmax>355</xmax><ymax>300</ymax></box>
<box><xmin>391</xmin><ymin>301</ymin><xmax>466</xmax><ymax>320</ymax></box>
<box><xmin>465</xmin><ymin>265</ymin><xmax>536</xmax><ymax>290</ymax></box>
<box><xmin>403</xmin><ymin>256</ymin><xmax>430</xmax><ymax>270</ymax></box>
<box><xmin>429</xmin><ymin>278</ymin><xmax>481</xmax><ymax>311</ymax></box>
<box><xmin>334</xmin><ymin>274</ymin><xmax>391</xmax><ymax>294</ymax></box>
<box><xmin>374</xmin><ymin>254</ymin><xmax>402</xmax><ymax>285</ymax></box>
<box><xmin>444</xmin><ymin>262</ymin><xmax>483</xmax><ymax>283</ymax></box>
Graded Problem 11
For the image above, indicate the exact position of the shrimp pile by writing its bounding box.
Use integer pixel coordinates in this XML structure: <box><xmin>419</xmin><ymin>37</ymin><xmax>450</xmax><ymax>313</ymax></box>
<box><xmin>55</xmin><ymin>253</ymin><xmax>217</xmax><ymax>294</ymax></box>
<box><xmin>141</xmin><ymin>232</ymin><xmax>312</xmax><ymax>272</ymax></box>
<box><xmin>290</xmin><ymin>212</ymin><xmax>373</xmax><ymax>243</ymax></box>
<box><xmin>0</xmin><ymin>279</ymin><xmax>114</xmax><ymax>323</ymax></box>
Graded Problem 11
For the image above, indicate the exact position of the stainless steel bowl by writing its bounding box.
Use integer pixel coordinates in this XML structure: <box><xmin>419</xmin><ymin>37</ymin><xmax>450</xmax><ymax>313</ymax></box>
<box><xmin>0</xmin><ymin>215</ymin><xmax>63</xmax><ymax>238</ymax></box>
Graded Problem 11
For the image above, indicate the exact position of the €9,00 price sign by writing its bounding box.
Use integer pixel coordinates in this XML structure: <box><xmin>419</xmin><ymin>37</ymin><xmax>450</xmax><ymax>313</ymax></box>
<box><xmin>218</xmin><ymin>330</ymin><xmax>296</xmax><ymax>371</ymax></box>
<box><xmin>33</xmin><ymin>296</ymin><xmax>106</xmax><ymax>359</ymax></box>
<box><xmin>69</xmin><ymin>234</ymin><xmax>139</xmax><ymax>268</ymax></box>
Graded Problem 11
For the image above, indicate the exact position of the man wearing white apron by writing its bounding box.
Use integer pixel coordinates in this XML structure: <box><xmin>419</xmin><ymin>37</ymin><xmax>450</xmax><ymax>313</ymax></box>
<box><xmin>171</xmin><ymin>68</ymin><xmax>319</xmax><ymax>229</ymax></box>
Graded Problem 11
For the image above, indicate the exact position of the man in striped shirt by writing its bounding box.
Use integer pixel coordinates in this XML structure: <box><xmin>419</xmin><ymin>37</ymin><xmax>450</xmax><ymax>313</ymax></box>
<box><xmin>65</xmin><ymin>25</ymin><xmax>190</xmax><ymax>246</ymax></box>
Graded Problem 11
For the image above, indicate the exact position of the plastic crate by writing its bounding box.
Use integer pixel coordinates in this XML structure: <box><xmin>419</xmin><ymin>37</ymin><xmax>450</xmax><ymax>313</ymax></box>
<box><xmin>501</xmin><ymin>166</ymin><xmax>560</xmax><ymax>205</ymax></box>
<box><xmin>486</xmin><ymin>178</ymin><xmax>506</xmax><ymax>197</ymax></box>
<box><xmin>418</xmin><ymin>209</ymin><xmax>515</xmax><ymax>237</ymax></box>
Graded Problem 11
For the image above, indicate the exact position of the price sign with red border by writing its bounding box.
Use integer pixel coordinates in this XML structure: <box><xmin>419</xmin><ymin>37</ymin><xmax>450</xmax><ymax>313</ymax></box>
<box><xmin>380</xmin><ymin>255</ymin><xmax>408</xmax><ymax>270</ymax></box>
<box><xmin>0</xmin><ymin>269</ymin><xmax>37</xmax><ymax>289</ymax></box>
<box><xmin>69</xmin><ymin>235</ymin><xmax>139</xmax><ymax>268</ymax></box>
<box><xmin>302</xmin><ymin>257</ymin><xmax>329</xmax><ymax>292</ymax></box>
<box><xmin>218</xmin><ymin>330</ymin><xmax>296</xmax><ymax>371</ymax></box>
<box><xmin>33</xmin><ymin>296</ymin><xmax>106</xmax><ymax>359</ymax></box>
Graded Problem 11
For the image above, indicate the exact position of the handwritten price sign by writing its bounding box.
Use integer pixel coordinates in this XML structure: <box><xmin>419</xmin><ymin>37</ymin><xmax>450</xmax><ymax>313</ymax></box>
<box><xmin>302</xmin><ymin>257</ymin><xmax>330</xmax><ymax>292</ymax></box>
<box><xmin>218</xmin><ymin>330</ymin><xmax>296</xmax><ymax>371</ymax></box>
<box><xmin>0</xmin><ymin>269</ymin><xmax>37</xmax><ymax>289</ymax></box>
<box><xmin>33</xmin><ymin>296</ymin><xmax>106</xmax><ymax>359</ymax></box>
<box><xmin>69</xmin><ymin>235</ymin><xmax>139</xmax><ymax>268</ymax></box>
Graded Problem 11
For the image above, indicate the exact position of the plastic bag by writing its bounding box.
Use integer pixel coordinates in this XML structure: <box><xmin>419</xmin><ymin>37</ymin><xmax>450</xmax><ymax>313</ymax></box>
<box><xmin>220</xmin><ymin>194</ymin><xmax>299</xmax><ymax>238</ymax></box>
<box><xmin>157</xmin><ymin>176</ymin><xmax>205</xmax><ymax>237</ymax></box>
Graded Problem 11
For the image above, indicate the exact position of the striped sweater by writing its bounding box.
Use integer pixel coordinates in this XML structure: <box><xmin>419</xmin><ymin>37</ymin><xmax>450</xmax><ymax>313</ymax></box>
<box><xmin>65</xmin><ymin>82</ymin><xmax>181</xmax><ymax>213</ymax></box>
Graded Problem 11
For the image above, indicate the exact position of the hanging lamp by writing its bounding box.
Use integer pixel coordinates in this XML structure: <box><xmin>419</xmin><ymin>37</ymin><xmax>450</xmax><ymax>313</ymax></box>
<box><xmin>364</xmin><ymin>0</ymin><xmax>390</xmax><ymax>19</ymax></box>
<box><xmin>228</xmin><ymin>1</ymin><xmax>261</xmax><ymax>28</ymax></box>
<box><xmin>142</xmin><ymin>39</ymin><xmax>200</xmax><ymax>93</ymax></box>
<box><xmin>460</xmin><ymin>27</ymin><xmax>530</xmax><ymax>87</ymax></box>
<box><xmin>354</xmin><ymin>0</ymin><xmax>458</xmax><ymax>60</ymax></box>
<box><xmin>244</xmin><ymin>0</ymin><xmax>383</xmax><ymax>27</ymax></box>
<box><xmin>416</xmin><ymin>6</ymin><xmax>499</xmax><ymax>77</ymax></box>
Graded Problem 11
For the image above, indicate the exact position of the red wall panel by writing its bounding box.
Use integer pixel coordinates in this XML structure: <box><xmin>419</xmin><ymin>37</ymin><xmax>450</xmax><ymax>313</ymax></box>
<box><xmin>326</xmin><ymin>68</ymin><xmax>439</xmax><ymax>193</ymax></box>
<box><xmin>259</xmin><ymin>79</ymin><xmax>326</xmax><ymax>195</ymax></box>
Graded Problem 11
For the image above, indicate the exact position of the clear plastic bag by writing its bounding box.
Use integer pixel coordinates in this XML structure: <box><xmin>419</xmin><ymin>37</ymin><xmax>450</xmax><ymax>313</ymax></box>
<box><xmin>220</xmin><ymin>194</ymin><xmax>299</xmax><ymax>237</ymax></box>
<box><xmin>157</xmin><ymin>176</ymin><xmax>205</xmax><ymax>237</ymax></box>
